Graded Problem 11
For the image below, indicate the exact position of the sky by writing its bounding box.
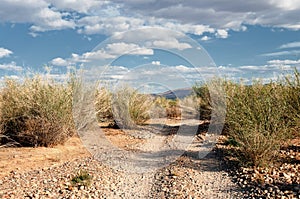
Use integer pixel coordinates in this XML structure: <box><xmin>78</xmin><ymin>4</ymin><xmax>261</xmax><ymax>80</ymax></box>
<box><xmin>1</xmin><ymin>0</ymin><xmax>300</xmax><ymax>91</ymax></box>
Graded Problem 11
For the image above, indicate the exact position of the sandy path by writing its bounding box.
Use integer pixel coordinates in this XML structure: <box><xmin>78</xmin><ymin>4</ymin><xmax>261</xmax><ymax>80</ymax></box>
<box><xmin>0</xmin><ymin>119</ymin><xmax>242</xmax><ymax>198</ymax></box>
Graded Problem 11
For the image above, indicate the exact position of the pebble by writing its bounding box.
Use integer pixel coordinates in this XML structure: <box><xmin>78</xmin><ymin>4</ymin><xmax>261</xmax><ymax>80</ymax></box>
<box><xmin>1</xmin><ymin>134</ymin><xmax>298</xmax><ymax>198</ymax></box>
<box><xmin>218</xmin><ymin>141</ymin><xmax>300</xmax><ymax>199</ymax></box>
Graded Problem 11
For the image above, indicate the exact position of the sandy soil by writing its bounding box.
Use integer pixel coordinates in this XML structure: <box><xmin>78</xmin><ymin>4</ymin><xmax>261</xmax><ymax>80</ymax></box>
<box><xmin>0</xmin><ymin>119</ymin><xmax>242</xmax><ymax>198</ymax></box>
<box><xmin>0</xmin><ymin>136</ymin><xmax>90</xmax><ymax>179</ymax></box>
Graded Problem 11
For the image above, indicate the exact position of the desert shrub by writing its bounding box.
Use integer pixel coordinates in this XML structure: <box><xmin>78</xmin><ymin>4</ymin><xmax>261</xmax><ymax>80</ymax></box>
<box><xmin>224</xmin><ymin>81</ymin><xmax>292</xmax><ymax>167</ymax></box>
<box><xmin>281</xmin><ymin>69</ymin><xmax>300</xmax><ymax>134</ymax></box>
<box><xmin>192</xmin><ymin>84</ymin><xmax>212</xmax><ymax>120</ymax></box>
<box><xmin>150</xmin><ymin>97</ymin><xmax>168</xmax><ymax>118</ymax></box>
<box><xmin>192</xmin><ymin>70</ymin><xmax>299</xmax><ymax>167</ymax></box>
<box><xmin>192</xmin><ymin>80</ymin><xmax>226</xmax><ymax>123</ymax></box>
<box><xmin>95</xmin><ymin>87</ymin><xmax>113</xmax><ymax>123</ymax></box>
<box><xmin>166</xmin><ymin>106</ymin><xmax>181</xmax><ymax>119</ymax></box>
<box><xmin>95</xmin><ymin>86</ymin><xmax>153</xmax><ymax>128</ymax></box>
<box><xmin>166</xmin><ymin>99</ymin><xmax>181</xmax><ymax>119</ymax></box>
<box><xmin>0</xmin><ymin>76</ymin><xmax>74</xmax><ymax>147</ymax></box>
<box><xmin>113</xmin><ymin>86</ymin><xmax>154</xmax><ymax>128</ymax></box>
<box><xmin>71</xmin><ymin>170</ymin><xmax>93</xmax><ymax>188</ymax></box>
<box><xmin>152</xmin><ymin>97</ymin><xmax>182</xmax><ymax>119</ymax></box>
<box><xmin>179</xmin><ymin>95</ymin><xmax>200</xmax><ymax>119</ymax></box>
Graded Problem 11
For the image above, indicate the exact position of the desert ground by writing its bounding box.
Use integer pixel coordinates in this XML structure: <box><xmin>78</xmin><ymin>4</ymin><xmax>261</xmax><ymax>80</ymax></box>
<box><xmin>0</xmin><ymin>119</ymin><xmax>246</xmax><ymax>198</ymax></box>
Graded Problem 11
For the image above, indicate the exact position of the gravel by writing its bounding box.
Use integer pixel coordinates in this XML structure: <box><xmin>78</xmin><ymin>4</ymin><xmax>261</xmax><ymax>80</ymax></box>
<box><xmin>0</xmin><ymin>142</ymin><xmax>244</xmax><ymax>198</ymax></box>
<box><xmin>2</xmin><ymin>122</ymin><xmax>298</xmax><ymax>198</ymax></box>
<box><xmin>217</xmin><ymin>139</ymin><xmax>300</xmax><ymax>199</ymax></box>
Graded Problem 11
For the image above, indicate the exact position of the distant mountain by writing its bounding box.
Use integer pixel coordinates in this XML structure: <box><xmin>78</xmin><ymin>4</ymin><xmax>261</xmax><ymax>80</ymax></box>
<box><xmin>153</xmin><ymin>88</ymin><xmax>193</xmax><ymax>99</ymax></box>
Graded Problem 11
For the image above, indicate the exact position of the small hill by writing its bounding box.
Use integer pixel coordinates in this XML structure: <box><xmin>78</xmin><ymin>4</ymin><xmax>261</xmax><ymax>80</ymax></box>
<box><xmin>153</xmin><ymin>88</ymin><xmax>193</xmax><ymax>99</ymax></box>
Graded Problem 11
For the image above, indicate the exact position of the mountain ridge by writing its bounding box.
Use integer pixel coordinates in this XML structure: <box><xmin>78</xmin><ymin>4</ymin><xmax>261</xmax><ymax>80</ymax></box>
<box><xmin>152</xmin><ymin>88</ymin><xmax>193</xmax><ymax>99</ymax></box>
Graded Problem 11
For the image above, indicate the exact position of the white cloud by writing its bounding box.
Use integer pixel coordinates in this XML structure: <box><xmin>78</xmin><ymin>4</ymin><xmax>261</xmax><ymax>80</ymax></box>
<box><xmin>50</xmin><ymin>57</ymin><xmax>70</xmax><ymax>66</ymax></box>
<box><xmin>77</xmin><ymin>15</ymin><xmax>218</xmax><ymax>37</ymax></box>
<box><xmin>46</xmin><ymin>0</ymin><xmax>107</xmax><ymax>14</ymax></box>
<box><xmin>0</xmin><ymin>62</ymin><xmax>23</xmax><ymax>71</ymax></box>
<box><xmin>201</xmin><ymin>36</ymin><xmax>211</xmax><ymax>41</ymax></box>
<box><xmin>268</xmin><ymin>59</ymin><xmax>300</xmax><ymax>65</ymax></box>
<box><xmin>29</xmin><ymin>7</ymin><xmax>75</xmax><ymax>32</ymax></box>
<box><xmin>151</xmin><ymin>61</ymin><xmax>160</xmax><ymax>65</ymax></box>
<box><xmin>162</xmin><ymin>22</ymin><xmax>215</xmax><ymax>36</ymax></box>
<box><xmin>152</xmin><ymin>38</ymin><xmax>192</xmax><ymax>50</ymax></box>
<box><xmin>62</xmin><ymin>62</ymin><xmax>299</xmax><ymax>91</ymax></box>
<box><xmin>0</xmin><ymin>0</ymin><xmax>75</xmax><ymax>32</ymax></box>
<box><xmin>112</xmin><ymin>27</ymin><xmax>186</xmax><ymax>43</ymax></box>
<box><xmin>77</xmin><ymin>16</ymin><xmax>145</xmax><ymax>35</ymax></box>
<box><xmin>113</xmin><ymin>0</ymin><xmax>300</xmax><ymax>31</ymax></box>
<box><xmin>279</xmin><ymin>41</ymin><xmax>300</xmax><ymax>49</ymax></box>
<box><xmin>174</xmin><ymin>65</ymin><xmax>197</xmax><ymax>73</ymax></box>
<box><xmin>106</xmin><ymin>42</ymin><xmax>153</xmax><ymax>55</ymax></box>
<box><xmin>81</xmin><ymin>50</ymin><xmax>116</xmax><ymax>60</ymax></box>
<box><xmin>261</xmin><ymin>50</ymin><xmax>300</xmax><ymax>57</ymax></box>
<box><xmin>0</xmin><ymin>48</ymin><xmax>13</xmax><ymax>58</ymax></box>
<box><xmin>215</xmin><ymin>29</ymin><xmax>229</xmax><ymax>39</ymax></box>
<box><xmin>2</xmin><ymin>0</ymin><xmax>300</xmax><ymax>40</ymax></box>
<box><xmin>50</xmin><ymin>42</ymin><xmax>154</xmax><ymax>66</ymax></box>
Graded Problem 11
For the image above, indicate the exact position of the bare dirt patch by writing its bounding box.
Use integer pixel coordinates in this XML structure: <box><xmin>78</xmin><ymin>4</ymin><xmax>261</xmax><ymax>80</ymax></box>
<box><xmin>0</xmin><ymin>136</ymin><xmax>90</xmax><ymax>179</ymax></box>
<box><xmin>103</xmin><ymin>128</ymin><xmax>146</xmax><ymax>151</ymax></box>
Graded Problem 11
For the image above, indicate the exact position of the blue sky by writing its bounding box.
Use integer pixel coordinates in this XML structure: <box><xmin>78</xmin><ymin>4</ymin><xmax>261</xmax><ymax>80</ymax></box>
<box><xmin>0</xmin><ymin>0</ymin><xmax>300</xmax><ymax>90</ymax></box>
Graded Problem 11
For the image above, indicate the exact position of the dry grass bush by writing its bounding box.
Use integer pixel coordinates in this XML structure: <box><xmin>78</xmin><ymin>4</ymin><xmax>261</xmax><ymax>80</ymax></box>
<box><xmin>166</xmin><ymin>100</ymin><xmax>181</xmax><ymax>119</ymax></box>
<box><xmin>95</xmin><ymin>86</ymin><xmax>153</xmax><ymax>128</ymax></box>
<box><xmin>193</xmin><ymin>69</ymin><xmax>299</xmax><ymax>167</ymax></box>
<box><xmin>152</xmin><ymin>97</ymin><xmax>182</xmax><ymax>119</ymax></box>
<box><xmin>113</xmin><ymin>86</ymin><xmax>154</xmax><ymax>128</ymax></box>
<box><xmin>192</xmin><ymin>84</ymin><xmax>212</xmax><ymax>120</ymax></box>
<box><xmin>179</xmin><ymin>95</ymin><xmax>200</xmax><ymax>119</ymax></box>
<box><xmin>0</xmin><ymin>77</ymin><xmax>74</xmax><ymax>147</ymax></box>
<box><xmin>192</xmin><ymin>80</ymin><xmax>226</xmax><ymax>123</ymax></box>
<box><xmin>281</xmin><ymin>69</ymin><xmax>300</xmax><ymax>134</ymax></box>
<box><xmin>224</xmin><ymin>81</ymin><xmax>290</xmax><ymax>166</ymax></box>
<box><xmin>150</xmin><ymin>97</ymin><xmax>168</xmax><ymax>118</ymax></box>
<box><xmin>95</xmin><ymin>87</ymin><xmax>113</xmax><ymax>123</ymax></box>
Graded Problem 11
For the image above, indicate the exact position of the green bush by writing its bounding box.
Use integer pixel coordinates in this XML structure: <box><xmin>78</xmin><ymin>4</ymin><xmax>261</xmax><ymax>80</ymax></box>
<box><xmin>71</xmin><ymin>170</ymin><xmax>93</xmax><ymax>188</ymax></box>
<box><xmin>192</xmin><ymin>84</ymin><xmax>212</xmax><ymax>120</ymax></box>
<box><xmin>193</xmin><ymin>69</ymin><xmax>299</xmax><ymax>167</ymax></box>
<box><xmin>224</xmin><ymin>72</ymin><xmax>299</xmax><ymax>167</ymax></box>
<box><xmin>0</xmin><ymin>77</ymin><xmax>74</xmax><ymax>147</ymax></box>
<box><xmin>281</xmin><ymin>69</ymin><xmax>300</xmax><ymax>133</ymax></box>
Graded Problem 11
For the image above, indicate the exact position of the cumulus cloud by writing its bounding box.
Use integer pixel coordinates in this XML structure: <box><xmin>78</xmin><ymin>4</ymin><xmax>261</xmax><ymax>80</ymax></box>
<box><xmin>162</xmin><ymin>22</ymin><xmax>215</xmax><ymax>36</ymax></box>
<box><xmin>112</xmin><ymin>0</ymin><xmax>300</xmax><ymax>31</ymax></box>
<box><xmin>46</xmin><ymin>0</ymin><xmax>107</xmax><ymax>14</ymax></box>
<box><xmin>0</xmin><ymin>48</ymin><xmax>13</xmax><ymax>58</ymax></box>
<box><xmin>77</xmin><ymin>15</ymin><xmax>218</xmax><ymax>37</ymax></box>
<box><xmin>0</xmin><ymin>62</ymin><xmax>23</xmax><ymax>71</ymax></box>
<box><xmin>201</xmin><ymin>36</ymin><xmax>211</xmax><ymax>41</ymax></box>
<box><xmin>215</xmin><ymin>29</ymin><xmax>229</xmax><ymax>38</ymax></box>
<box><xmin>106</xmin><ymin>42</ymin><xmax>154</xmax><ymax>55</ymax></box>
<box><xmin>50</xmin><ymin>42</ymin><xmax>154</xmax><ymax>66</ymax></box>
<box><xmin>50</xmin><ymin>57</ymin><xmax>70</xmax><ymax>66</ymax></box>
<box><xmin>152</xmin><ymin>38</ymin><xmax>192</xmax><ymax>50</ymax></box>
<box><xmin>77</xmin><ymin>16</ymin><xmax>145</xmax><ymax>35</ymax></box>
<box><xmin>0</xmin><ymin>1</ymin><xmax>238</xmax><ymax>38</ymax></box>
<box><xmin>2</xmin><ymin>0</ymin><xmax>300</xmax><ymax>39</ymax></box>
<box><xmin>0</xmin><ymin>0</ymin><xmax>75</xmax><ymax>32</ymax></box>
